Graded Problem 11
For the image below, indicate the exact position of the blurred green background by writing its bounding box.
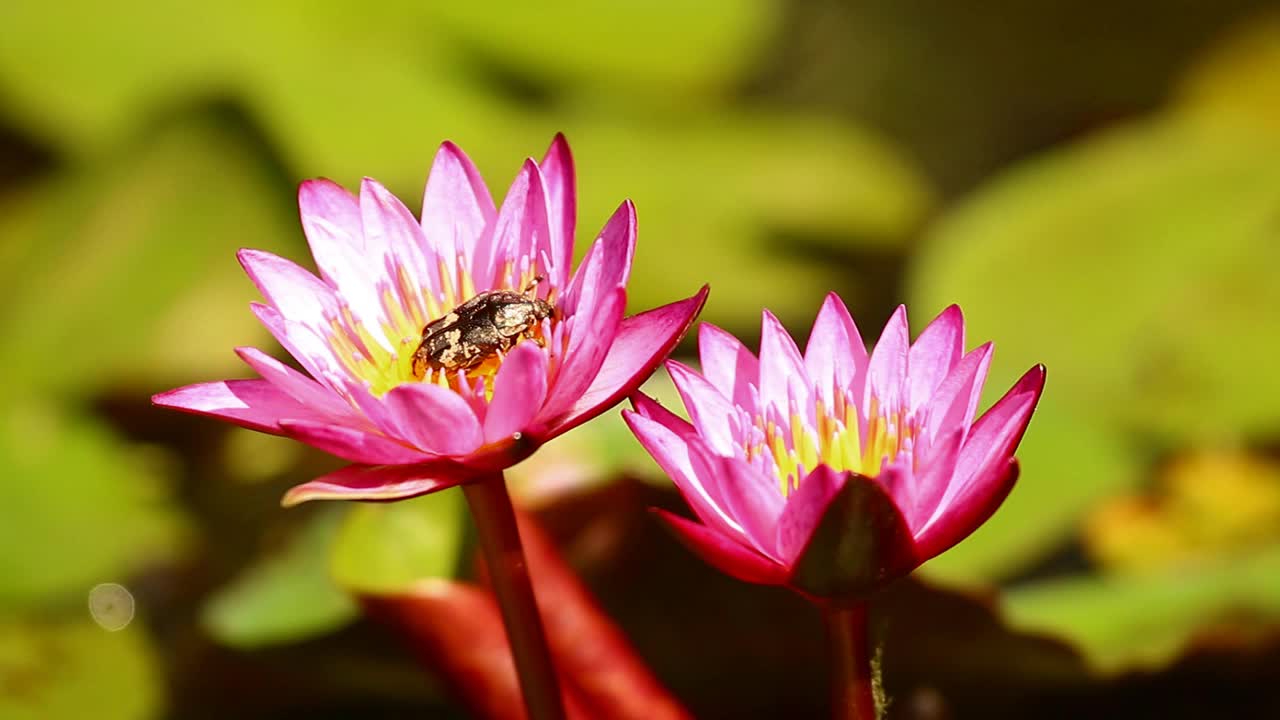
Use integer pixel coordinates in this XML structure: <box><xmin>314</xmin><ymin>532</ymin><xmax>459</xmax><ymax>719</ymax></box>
<box><xmin>3</xmin><ymin>1</ymin><xmax>1280</xmax><ymax>718</ymax></box>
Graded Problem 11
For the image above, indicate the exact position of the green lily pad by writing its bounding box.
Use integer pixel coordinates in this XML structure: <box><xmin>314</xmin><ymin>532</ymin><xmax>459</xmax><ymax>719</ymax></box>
<box><xmin>330</xmin><ymin>488</ymin><xmax>467</xmax><ymax>594</ymax></box>
<box><xmin>202</xmin><ymin>506</ymin><xmax>358</xmax><ymax>648</ymax></box>
<box><xmin>1002</xmin><ymin>544</ymin><xmax>1280</xmax><ymax>673</ymax></box>
<box><xmin>0</xmin><ymin>615</ymin><xmax>161</xmax><ymax>720</ymax></box>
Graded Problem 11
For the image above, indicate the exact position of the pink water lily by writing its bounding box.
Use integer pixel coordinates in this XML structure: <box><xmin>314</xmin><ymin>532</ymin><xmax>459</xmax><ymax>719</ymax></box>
<box><xmin>155</xmin><ymin>135</ymin><xmax>707</xmax><ymax>506</ymax></box>
<box><xmin>624</xmin><ymin>295</ymin><xmax>1044</xmax><ymax>601</ymax></box>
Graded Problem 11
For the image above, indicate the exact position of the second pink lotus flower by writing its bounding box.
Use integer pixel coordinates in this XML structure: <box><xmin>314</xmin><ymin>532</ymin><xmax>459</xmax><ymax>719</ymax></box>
<box><xmin>625</xmin><ymin>295</ymin><xmax>1044</xmax><ymax>601</ymax></box>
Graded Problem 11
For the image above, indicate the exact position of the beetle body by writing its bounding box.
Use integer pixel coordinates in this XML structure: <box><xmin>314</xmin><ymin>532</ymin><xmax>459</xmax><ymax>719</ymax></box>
<box><xmin>411</xmin><ymin>286</ymin><xmax>554</xmax><ymax>378</ymax></box>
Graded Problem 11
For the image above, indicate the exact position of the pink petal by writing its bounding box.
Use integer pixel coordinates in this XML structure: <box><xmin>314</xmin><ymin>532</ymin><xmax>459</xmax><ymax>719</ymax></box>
<box><xmin>701</xmin><ymin>451</ymin><xmax>785</xmax><ymax>561</ymax></box>
<box><xmin>249</xmin><ymin>303</ymin><xmax>349</xmax><ymax>393</ymax></box>
<box><xmin>281</xmin><ymin>462</ymin><xmax>466</xmax><ymax>506</ymax></box>
<box><xmin>540</xmin><ymin>287</ymin><xmax>625</xmax><ymax>425</ymax></box>
<box><xmin>697</xmin><ymin>322</ymin><xmax>760</xmax><ymax>410</ymax></box>
<box><xmin>152</xmin><ymin>379</ymin><xmax>317</xmax><ymax>434</ymax></box>
<box><xmin>921</xmin><ymin>342</ymin><xmax>993</xmax><ymax>447</ymax></box>
<box><xmin>776</xmin><ymin>465</ymin><xmax>847</xmax><ymax>563</ymax></box>
<box><xmin>907</xmin><ymin>305</ymin><xmax>965</xmax><ymax>414</ymax></box>
<box><xmin>421</xmin><ymin>141</ymin><xmax>496</xmax><ymax>282</ymax></box>
<box><xmin>234</xmin><ymin>346</ymin><xmax>359</xmax><ymax>423</ymax></box>
<box><xmin>473</xmin><ymin>160</ymin><xmax>550</xmax><ymax>290</ymax></box>
<box><xmin>545</xmin><ymin>286</ymin><xmax>708</xmax><ymax>438</ymax></box>
<box><xmin>483</xmin><ymin>342</ymin><xmax>550</xmax><ymax>444</ymax></box>
<box><xmin>864</xmin><ymin>305</ymin><xmax>910</xmax><ymax>418</ymax></box>
<box><xmin>297</xmin><ymin>180</ymin><xmax>386</xmax><ymax>333</ymax></box>
<box><xmin>539</xmin><ymin>133</ymin><xmax>577</xmax><ymax>288</ymax></box>
<box><xmin>804</xmin><ymin>292</ymin><xmax>867</xmax><ymax>410</ymax></box>
<box><xmin>653</xmin><ymin>510</ymin><xmax>789</xmax><ymax>587</ymax></box>
<box><xmin>237</xmin><ymin>249</ymin><xmax>339</xmax><ymax>334</ymax></box>
<box><xmin>278</xmin><ymin>419</ymin><xmax>433</xmax><ymax>465</ymax></box>
<box><xmin>901</xmin><ymin>426</ymin><xmax>964</xmax><ymax>534</ymax></box>
<box><xmin>381</xmin><ymin>382</ymin><xmax>485</xmax><ymax>456</ymax></box>
<box><xmin>360</xmin><ymin>177</ymin><xmax>434</xmax><ymax>298</ymax></box>
<box><xmin>629</xmin><ymin>392</ymin><xmax>696</xmax><ymax>438</ymax></box>
<box><xmin>560</xmin><ymin>201</ymin><xmax>636</xmax><ymax>318</ymax></box>
<box><xmin>666</xmin><ymin>360</ymin><xmax>741</xmax><ymax>457</ymax></box>
<box><xmin>758</xmin><ymin>310</ymin><xmax>810</xmax><ymax>420</ymax></box>
<box><xmin>913</xmin><ymin>458</ymin><xmax>1020</xmax><ymax>561</ymax></box>
<box><xmin>622</xmin><ymin>411</ymin><xmax>742</xmax><ymax>539</ymax></box>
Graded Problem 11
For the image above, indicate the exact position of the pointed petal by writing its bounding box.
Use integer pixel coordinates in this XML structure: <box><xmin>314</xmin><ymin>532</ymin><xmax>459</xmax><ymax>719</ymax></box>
<box><xmin>360</xmin><ymin>177</ymin><xmax>433</xmax><ymax>299</ymax></box>
<box><xmin>278</xmin><ymin>419</ymin><xmax>433</xmax><ymax>465</ymax></box>
<box><xmin>153</xmin><ymin>379</ymin><xmax>315</xmax><ymax>434</ymax></box>
<box><xmin>698</xmin><ymin>323</ymin><xmax>759</xmax><ymax>410</ymax></box>
<box><xmin>234</xmin><ymin>346</ymin><xmax>358</xmax><ymax>423</ymax></box>
<box><xmin>787</xmin><ymin>470</ymin><xmax>920</xmax><ymax>600</ymax></box>
<box><xmin>561</xmin><ymin>201</ymin><xmax>636</xmax><ymax>316</ymax></box>
<box><xmin>922</xmin><ymin>342</ymin><xmax>993</xmax><ymax>446</ymax></box>
<box><xmin>545</xmin><ymin>286</ymin><xmax>708</xmax><ymax>438</ymax></box>
<box><xmin>282</xmin><ymin>462</ymin><xmax>465</xmax><ymax>506</ymax></box>
<box><xmin>381</xmin><ymin>382</ymin><xmax>484</xmax><ymax>456</ymax></box>
<box><xmin>483</xmin><ymin>342</ymin><xmax>550</xmax><ymax>444</ymax></box>
<box><xmin>622</xmin><ymin>411</ymin><xmax>742</xmax><ymax>539</ymax></box>
<box><xmin>864</xmin><ymin>305</ymin><xmax>910</xmax><ymax>418</ymax></box>
<box><xmin>237</xmin><ymin>249</ymin><xmax>339</xmax><ymax>334</ymax></box>
<box><xmin>249</xmin><ymin>303</ymin><xmax>348</xmax><ymax>393</ymax></box>
<box><xmin>666</xmin><ymin>360</ymin><xmax>740</xmax><ymax>457</ymax></box>
<box><xmin>908</xmin><ymin>305</ymin><xmax>965</xmax><ymax>413</ymax></box>
<box><xmin>653</xmin><ymin>510</ymin><xmax>789</xmax><ymax>587</ymax></box>
<box><xmin>421</xmin><ymin>141</ymin><xmax>496</xmax><ymax>281</ymax></box>
<box><xmin>473</xmin><ymin>160</ymin><xmax>550</xmax><ymax>290</ymax></box>
<box><xmin>804</xmin><ymin>292</ymin><xmax>867</xmax><ymax>408</ymax></box>
<box><xmin>539</xmin><ymin>133</ymin><xmax>577</xmax><ymax>288</ymax></box>
<box><xmin>914</xmin><ymin>457</ymin><xmax>1020</xmax><ymax>560</ymax></box>
<box><xmin>540</xmin><ymin>287</ymin><xmax>625</xmax><ymax>424</ymax></box>
<box><xmin>776</xmin><ymin>465</ymin><xmax>847</xmax><ymax>563</ymax></box>
<box><xmin>703</xmin><ymin>451</ymin><xmax>785</xmax><ymax>560</ymax></box>
<box><xmin>629</xmin><ymin>391</ymin><xmax>695</xmax><ymax>439</ymax></box>
<box><xmin>297</xmin><ymin>180</ymin><xmax>386</xmax><ymax>333</ymax></box>
<box><xmin>758</xmin><ymin>310</ymin><xmax>809</xmax><ymax>419</ymax></box>
<box><xmin>902</xmin><ymin>426</ymin><xmax>965</xmax><ymax>534</ymax></box>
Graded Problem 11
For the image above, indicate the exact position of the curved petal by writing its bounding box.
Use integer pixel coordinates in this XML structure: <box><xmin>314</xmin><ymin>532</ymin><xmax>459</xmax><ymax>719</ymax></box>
<box><xmin>901</xmin><ymin>426</ymin><xmax>964</xmax><ymax>534</ymax></box>
<box><xmin>282</xmin><ymin>462</ymin><xmax>466</xmax><ymax>506</ymax></box>
<box><xmin>249</xmin><ymin>303</ymin><xmax>350</xmax><ymax>394</ymax></box>
<box><xmin>234</xmin><ymin>346</ymin><xmax>359</xmax><ymax>423</ymax></box>
<box><xmin>421</xmin><ymin>141</ymin><xmax>496</xmax><ymax>282</ymax></box>
<box><xmin>703</xmin><ymin>451</ymin><xmax>785</xmax><ymax>561</ymax></box>
<box><xmin>539</xmin><ymin>133</ymin><xmax>577</xmax><ymax>288</ymax></box>
<box><xmin>629</xmin><ymin>391</ymin><xmax>695</xmax><ymax>439</ymax></box>
<box><xmin>152</xmin><ymin>379</ymin><xmax>314</xmax><ymax>434</ymax></box>
<box><xmin>381</xmin><ymin>382</ymin><xmax>484</xmax><ymax>456</ymax></box>
<box><xmin>237</xmin><ymin>248</ymin><xmax>339</xmax><ymax>334</ymax></box>
<box><xmin>804</xmin><ymin>292</ymin><xmax>866</xmax><ymax>410</ymax></box>
<box><xmin>776</xmin><ymin>465</ymin><xmax>846</xmax><ymax>564</ymax></box>
<box><xmin>544</xmin><ymin>286</ymin><xmax>708</xmax><ymax>438</ymax></box>
<box><xmin>297</xmin><ymin>180</ymin><xmax>387</xmax><ymax>334</ymax></box>
<box><xmin>863</xmin><ymin>305</ymin><xmax>910</xmax><ymax>419</ymax></box>
<box><xmin>907</xmin><ymin>304</ymin><xmax>964</xmax><ymax>414</ymax></box>
<box><xmin>758</xmin><ymin>310</ymin><xmax>809</xmax><ymax>420</ymax></box>
<box><xmin>360</xmin><ymin>177</ymin><xmax>434</xmax><ymax>301</ymax></box>
<box><xmin>483</xmin><ymin>342</ymin><xmax>550</xmax><ymax>444</ymax></box>
<box><xmin>540</xmin><ymin>287</ymin><xmax>625</xmax><ymax>424</ymax></box>
<box><xmin>666</xmin><ymin>360</ymin><xmax>741</xmax><ymax>457</ymax></box>
<box><xmin>653</xmin><ymin>510</ymin><xmax>789</xmax><ymax>587</ymax></box>
<box><xmin>697</xmin><ymin>322</ymin><xmax>759</xmax><ymax>410</ymax></box>
<box><xmin>278</xmin><ymin>419</ymin><xmax>433</xmax><ymax>465</ymax></box>
<box><xmin>473</xmin><ymin>159</ymin><xmax>551</xmax><ymax>290</ymax></box>
<box><xmin>921</xmin><ymin>341</ymin><xmax>993</xmax><ymax>446</ymax></box>
<box><xmin>913</xmin><ymin>458</ymin><xmax>1019</xmax><ymax>561</ymax></box>
<box><xmin>561</xmin><ymin>200</ymin><xmax>636</xmax><ymax>317</ymax></box>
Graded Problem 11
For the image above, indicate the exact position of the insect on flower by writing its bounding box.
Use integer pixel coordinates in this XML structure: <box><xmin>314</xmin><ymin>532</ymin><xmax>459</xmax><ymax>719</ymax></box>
<box><xmin>411</xmin><ymin>276</ymin><xmax>556</xmax><ymax>378</ymax></box>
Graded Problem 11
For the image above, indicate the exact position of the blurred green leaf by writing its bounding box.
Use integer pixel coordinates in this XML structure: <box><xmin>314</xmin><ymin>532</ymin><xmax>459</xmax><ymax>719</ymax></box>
<box><xmin>202</xmin><ymin>507</ymin><xmax>357</xmax><ymax>649</ymax></box>
<box><xmin>1002</xmin><ymin>545</ymin><xmax>1280</xmax><ymax>673</ymax></box>
<box><xmin>0</xmin><ymin>117</ymin><xmax>288</xmax><ymax>394</ymax></box>
<box><xmin>909</xmin><ymin>115</ymin><xmax>1280</xmax><ymax>582</ymax></box>
<box><xmin>0</xmin><ymin>616</ymin><xmax>161</xmax><ymax>720</ymax></box>
<box><xmin>330</xmin><ymin>489</ymin><xmax>467</xmax><ymax>594</ymax></box>
<box><xmin>1176</xmin><ymin>12</ymin><xmax>1280</xmax><ymax>133</ymax></box>
<box><xmin>0</xmin><ymin>403</ymin><xmax>185</xmax><ymax>610</ymax></box>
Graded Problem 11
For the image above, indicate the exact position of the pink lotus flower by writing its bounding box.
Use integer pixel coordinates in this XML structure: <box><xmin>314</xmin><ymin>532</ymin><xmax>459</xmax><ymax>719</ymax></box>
<box><xmin>624</xmin><ymin>295</ymin><xmax>1044</xmax><ymax>600</ymax></box>
<box><xmin>155</xmin><ymin>135</ymin><xmax>707</xmax><ymax>506</ymax></box>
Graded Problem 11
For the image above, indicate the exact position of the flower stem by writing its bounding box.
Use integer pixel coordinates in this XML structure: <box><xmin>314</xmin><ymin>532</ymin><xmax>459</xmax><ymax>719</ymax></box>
<box><xmin>824</xmin><ymin>603</ymin><xmax>877</xmax><ymax>720</ymax></box>
<box><xmin>463</xmin><ymin>475</ymin><xmax>566</xmax><ymax>720</ymax></box>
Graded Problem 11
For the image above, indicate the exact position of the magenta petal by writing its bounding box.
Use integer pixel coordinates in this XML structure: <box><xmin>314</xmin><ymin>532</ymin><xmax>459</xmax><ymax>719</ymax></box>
<box><xmin>474</xmin><ymin>159</ymin><xmax>550</xmax><ymax>290</ymax></box>
<box><xmin>667</xmin><ymin>360</ymin><xmax>741</xmax><ymax>457</ymax></box>
<box><xmin>953</xmin><ymin>364</ymin><xmax>1047</xmax><ymax>485</ymax></box>
<box><xmin>282</xmin><ymin>463</ymin><xmax>466</xmax><ymax>506</ymax></box>
<box><xmin>249</xmin><ymin>303</ymin><xmax>348</xmax><ymax>393</ymax></box>
<box><xmin>360</xmin><ymin>177</ymin><xmax>433</xmax><ymax>296</ymax></box>
<box><xmin>697</xmin><ymin>323</ymin><xmax>760</xmax><ymax>410</ymax></box>
<box><xmin>907</xmin><ymin>305</ymin><xmax>965</xmax><ymax>414</ymax></box>
<box><xmin>758</xmin><ymin>310</ymin><xmax>810</xmax><ymax>418</ymax></box>
<box><xmin>902</xmin><ymin>427</ymin><xmax>965</xmax><ymax>533</ymax></box>
<box><xmin>913</xmin><ymin>458</ymin><xmax>1020</xmax><ymax>561</ymax></box>
<box><xmin>237</xmin><ymin>249</ymin><xmax>339</xmax><ymax>332</ymax></box>
<box><xmin>653</xmin><ymin>510</ymin><xmax>789</xmax><ymax>587</ymax></box>
<box><xmin>539</xmin><ymin>133</ymin><xmax>577</xmax><ymax>287</ymax></box>
<box><xmin>629</xmin><ymin>392</ymin><xmax>696</xmax><ymax>438</ymax></box>
<box><xmin>864</xmin><ymin>305</ymin><xmax>910</xmax><ymax>416</ymax></box>
<box><xmin>483</xmin><ymin>342</ymin><xmax>549</xmax><ymax>444</ymax></box>
<box><xmin>298</xmin><ymin>178</ymin><xmax>361</xmax><ymax>278</ymax></box>
<box><xmin>922</xmin><ymin>342</ymin><xmax>993</xmax><ymax>445</ymax></box>
<box><xmin>421</xmin><ymin>141</ymin><xmax>496</xmax><ymax>279</ymax></box>
<box><xmin>776</xmin><ymin>465</ymin><xmax>847</xmax><ymax>563</ymax></box>
<box><xmin>545</xmin><ymin>286</ymin><xmax>708</xmax><ymax>438</ymax></box>
<box><xmin>701</xmin><ymin>451</ymin><xmax>785</xmax><ymax>560</ymax></box>
<box><xmin>278</xmin><ymin>419</ymin><xmax>433</xmax><ymax>465</ymax></box>
<box><xmin>540</xmin><ymin>287</ymin><xmax>625</xmax><ymax>424</ymax></box>
<box><xmin>381</xmin><ymin>382</ymin><xmax>484</xmax><ymax>456</ymax></box>
<box><xmin>234</xmin><ymin>346</ymin><xmax>357</xmax><ymax>423</ymax></box>
<box><xmin>153</xmin><ymin>380</ymin><xmax>313</xmax><ymax>434</ymax></box>
<box><xmin>787</xmin><ymin>470</ymin><xmax>920</xmax><ymax>600</ymax></box>
<box><xmin>561</xmin><ymin>200</ymin><xmax>636</xmax><ymax>317</ymax></box>
<box><xmin>804</xmin><ymin>292</ymin><xmax>867</xmax><ymax>409</ymax></box>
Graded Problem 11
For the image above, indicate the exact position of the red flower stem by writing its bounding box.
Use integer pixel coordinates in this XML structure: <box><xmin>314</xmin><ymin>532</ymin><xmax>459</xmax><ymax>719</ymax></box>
<box><xmin>463</xmin><ymin>475</ymin><xmax>567</xmax><ymax>720</ymax></box>
<box><xmin>824</xmin><ymin>603</ymin><xmax>877</xmax><ymax>720</ymax></box>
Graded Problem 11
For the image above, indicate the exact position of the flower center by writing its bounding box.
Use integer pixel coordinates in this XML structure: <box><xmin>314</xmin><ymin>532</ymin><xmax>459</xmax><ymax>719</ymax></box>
<box><xmin>745</xmin><ymin>393</ymin><xmax>916</xmax><ymax>496</ymax></box>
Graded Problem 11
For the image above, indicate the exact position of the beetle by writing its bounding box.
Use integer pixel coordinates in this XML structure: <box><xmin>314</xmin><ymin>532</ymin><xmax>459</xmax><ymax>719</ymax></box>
<box><xmin>411</xmin><ymin>277</ymin><xmax>555</xmax><ymax>378</ymax></box>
